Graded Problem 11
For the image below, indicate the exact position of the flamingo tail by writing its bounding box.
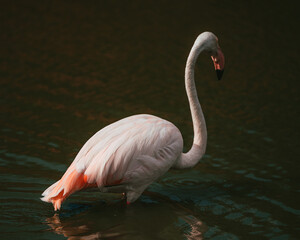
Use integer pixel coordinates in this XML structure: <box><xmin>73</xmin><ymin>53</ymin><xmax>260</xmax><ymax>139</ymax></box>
<box><xmin>41</xmin><ymin>166</ymin><xmax>97</xmax><ymax>211</ymax></box>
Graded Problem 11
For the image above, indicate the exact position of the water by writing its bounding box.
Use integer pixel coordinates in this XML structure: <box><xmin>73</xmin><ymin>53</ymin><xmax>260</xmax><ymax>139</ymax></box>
<box><xmin>0</xmin><ymin>1</ymin><xmax>299</xmax><ymax>239</ymax></box>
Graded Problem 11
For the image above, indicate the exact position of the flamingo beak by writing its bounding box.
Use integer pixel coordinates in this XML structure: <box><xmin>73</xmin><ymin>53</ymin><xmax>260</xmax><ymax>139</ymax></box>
<box><xmin>211</xmin><ymin>48</ymin><xmax>225</xmax><ymax>80</ymax></box>
<box><xmin>216</xmin><ymin>69</ymin><xmax>224</xmax><ymax>80</ymax></box>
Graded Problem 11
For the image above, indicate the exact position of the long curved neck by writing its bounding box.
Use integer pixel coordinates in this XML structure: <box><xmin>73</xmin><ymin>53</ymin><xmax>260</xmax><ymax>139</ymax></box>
<box><xmin>175</xmin><ymin>42</ymin><xmax>207</xmax><ymax>169</ymax></box>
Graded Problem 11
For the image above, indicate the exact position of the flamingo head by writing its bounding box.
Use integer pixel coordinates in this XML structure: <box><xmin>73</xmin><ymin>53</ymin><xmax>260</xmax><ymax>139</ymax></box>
<box><xmin>209</xmin><ymin>34</ymin><xmax>225</xmax><ymax>80</ymax></box>
<box><xmin>211</xmin><ymin>47</ymin><xmax>225</xmax><ymax>80</ymax></box>
<box><xmin>196</xmin><ymin>32</ymin><xmax>225</xmax><ymax>80</ymax></box>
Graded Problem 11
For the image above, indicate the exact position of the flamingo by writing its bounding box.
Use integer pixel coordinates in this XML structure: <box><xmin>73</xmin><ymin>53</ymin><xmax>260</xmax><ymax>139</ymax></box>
<box><xmin>41</xmin><ymin>32</ymin><xmax>225</xmax><ymax>211</ymax></box>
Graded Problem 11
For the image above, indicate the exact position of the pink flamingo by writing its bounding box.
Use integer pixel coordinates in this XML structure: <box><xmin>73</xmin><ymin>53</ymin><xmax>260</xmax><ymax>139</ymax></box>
<box><xmin>41</xmin><ymin>32</ymin><xmax>225</xmax><ymax>210</ymax></box>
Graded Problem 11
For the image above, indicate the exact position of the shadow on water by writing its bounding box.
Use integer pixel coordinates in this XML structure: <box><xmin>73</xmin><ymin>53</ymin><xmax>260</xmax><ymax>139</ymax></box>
<box><xmin>45</xmin><ymin>194</ymin><xmax>206</xmax><ymax>240</ymax></box>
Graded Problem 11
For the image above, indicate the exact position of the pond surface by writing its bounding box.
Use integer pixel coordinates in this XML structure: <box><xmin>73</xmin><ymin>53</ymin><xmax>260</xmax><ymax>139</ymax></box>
<box><xmin>0</xmin><ymin>1</ymin><xmax>299</xmax><ymax>239</ymax></box>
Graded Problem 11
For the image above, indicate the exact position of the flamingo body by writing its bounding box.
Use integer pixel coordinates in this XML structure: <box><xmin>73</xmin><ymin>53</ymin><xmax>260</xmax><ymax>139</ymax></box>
<box><xmin>42</xmin><ymin>114</ymin><xmax>183</xmax><ymax>210</ymax></box>
<box><xmin>41</xmin><ymin>32</ymin><xmax>225</xmax><ymax>210</ymax></box>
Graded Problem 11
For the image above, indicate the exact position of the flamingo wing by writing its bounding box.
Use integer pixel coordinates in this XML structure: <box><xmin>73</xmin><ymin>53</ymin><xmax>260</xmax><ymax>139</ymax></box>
<box><xmin>42</xmin><ymin>114</ymin><xmax>183</xmax><ymax>209</ymax></box>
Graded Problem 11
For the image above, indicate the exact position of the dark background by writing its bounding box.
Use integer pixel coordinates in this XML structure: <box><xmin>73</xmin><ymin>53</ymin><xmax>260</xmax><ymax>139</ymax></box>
<box><xmin>0</xmin><ymin>1</ymin><xmax>299</xmax><ymax>239</ymax></box>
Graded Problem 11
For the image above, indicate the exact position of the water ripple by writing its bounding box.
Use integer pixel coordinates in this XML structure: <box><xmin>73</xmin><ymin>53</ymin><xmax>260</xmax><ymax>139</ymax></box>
<box><xmin>0</xmin><ymin>151</ymin><xmax>67</xmax><ymax>172</ymax></box>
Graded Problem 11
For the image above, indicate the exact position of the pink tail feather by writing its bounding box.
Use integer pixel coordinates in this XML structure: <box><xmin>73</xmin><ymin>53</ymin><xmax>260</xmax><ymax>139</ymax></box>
<box><xmin>41</xmin><ymin>167</ymin><xmax>97</xmax><ymax>211</ymax></box>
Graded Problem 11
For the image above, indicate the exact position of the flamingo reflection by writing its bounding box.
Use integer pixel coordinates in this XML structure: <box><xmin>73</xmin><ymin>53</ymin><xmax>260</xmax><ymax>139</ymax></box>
<box><xmin>45</xmin><ymin>196</ymin><xmax>206</xmax><ymax>240</ymax></box>
<box><xmin>46</xmin><ymin>214</ymin><xmax>127</xmax><ymax>239</ymax></box>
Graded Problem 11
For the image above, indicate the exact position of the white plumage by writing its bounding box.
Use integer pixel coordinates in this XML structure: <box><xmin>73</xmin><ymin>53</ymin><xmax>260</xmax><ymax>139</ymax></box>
<box><xmin>77</xmin><ymin>114</ymin><xmax>183</xmax><ymax>197</ymax></box>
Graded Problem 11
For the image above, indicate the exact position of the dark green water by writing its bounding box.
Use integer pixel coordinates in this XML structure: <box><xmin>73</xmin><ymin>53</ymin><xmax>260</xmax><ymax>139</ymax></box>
<box><xmin>0</xmin><ymin>1</ymin><xmax>299</xmax><ymax>239</ymax></box>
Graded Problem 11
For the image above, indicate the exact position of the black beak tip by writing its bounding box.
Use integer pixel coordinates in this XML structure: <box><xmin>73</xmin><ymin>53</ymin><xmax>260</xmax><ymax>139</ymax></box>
<box><xmin>216</xmin><ymin>69</ymin><xmax>224</xmax><ymax>80</ymax></box>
